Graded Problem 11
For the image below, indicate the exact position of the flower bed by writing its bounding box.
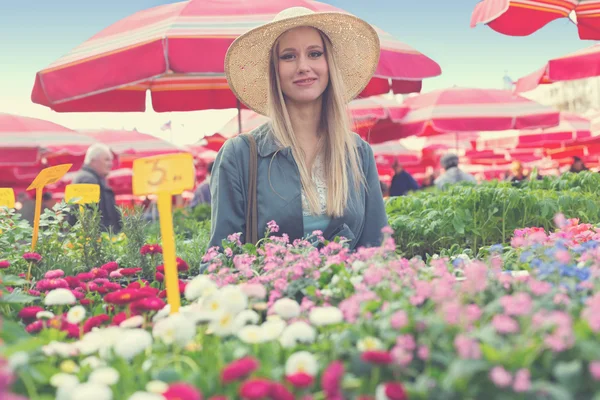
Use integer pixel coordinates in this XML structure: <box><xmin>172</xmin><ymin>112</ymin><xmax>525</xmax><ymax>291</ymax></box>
<box><xmin>1</xmin><ymin>214</ymin><xmax>600</xmax><ymax>399</ymax></box>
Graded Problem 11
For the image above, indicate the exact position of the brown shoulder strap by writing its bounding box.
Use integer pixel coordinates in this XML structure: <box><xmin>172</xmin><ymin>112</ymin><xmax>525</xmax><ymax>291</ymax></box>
<box><xmin>244</xmin><ymin>134</ymin><xmax>259</xmax><ymax>245</ymax></box>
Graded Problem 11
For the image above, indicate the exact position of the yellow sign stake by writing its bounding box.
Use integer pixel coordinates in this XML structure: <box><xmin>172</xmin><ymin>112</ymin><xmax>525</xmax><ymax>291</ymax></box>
<box><xmin>132</xmin><ymin>153</ymin><xmax>195</xmax><ymax>314</ymax></box>
<box><xmin>65</xmin><ymin>184</ymin><xmax>100</xmax><ymax>204</ymax></box>
<box><xmin>0</xmin><ymin>188</ymin><xmax>15</xmax><ymax>209</ymax></box>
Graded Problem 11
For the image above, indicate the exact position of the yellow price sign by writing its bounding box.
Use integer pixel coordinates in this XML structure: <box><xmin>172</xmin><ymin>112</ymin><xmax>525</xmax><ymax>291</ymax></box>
<box><xmin>0</xmin><ymin>188</ymin><xmax>15</xmax><ymax>208</ymax></box>
<box><xmin>132</xmin><ymin>153</ymin><xmax>195</xmax><ymax>196</ymax></box>
<box><xmin>132</xmin><ymin>153</ymin><xmax>196</xmax><ymax>314</ymax></box>
<box><xmin>27</xmin><ymin>164</ymin><xmax>72</xmax><ymax>191</ymax></box>
<box><xmin>65</xmin><ymin>184</ymin><xmax>100</xmax><ymax>204</ymax></box>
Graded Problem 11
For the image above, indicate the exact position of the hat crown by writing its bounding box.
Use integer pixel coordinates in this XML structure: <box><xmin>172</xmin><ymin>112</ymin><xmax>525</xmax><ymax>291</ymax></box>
<box><xmin>273</xmin><ymin>7</ymin><xmax>315</xmax><ymax>22</ymax></box>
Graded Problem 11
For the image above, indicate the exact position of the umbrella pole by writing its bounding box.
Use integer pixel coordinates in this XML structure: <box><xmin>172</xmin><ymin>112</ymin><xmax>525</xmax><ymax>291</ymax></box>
<box><xmin>237</xmin><ymin>100</ymin><xmax>242</xmax><ymax>135</ymax></box>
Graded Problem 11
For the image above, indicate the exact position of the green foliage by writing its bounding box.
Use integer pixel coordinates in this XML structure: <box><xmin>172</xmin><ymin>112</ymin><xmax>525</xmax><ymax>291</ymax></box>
<box><xmin>118</xmin><ymin>205</ymin><xmax>152</xmax><ymax>275</ymax></box>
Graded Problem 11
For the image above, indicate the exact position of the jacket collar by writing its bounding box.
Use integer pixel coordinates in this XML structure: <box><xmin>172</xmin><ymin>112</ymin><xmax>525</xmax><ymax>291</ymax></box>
<box><xmin>253</xmin><ymin>123</ymin><xmax>291</xmax><ymax>158</ymax></box>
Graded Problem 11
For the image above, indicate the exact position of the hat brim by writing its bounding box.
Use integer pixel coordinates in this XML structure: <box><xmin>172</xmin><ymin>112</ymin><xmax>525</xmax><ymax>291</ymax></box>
<box><xmin>225</xmin><ymin>11</ymin><xmax>381</xmax><ymax>116</ymax></box>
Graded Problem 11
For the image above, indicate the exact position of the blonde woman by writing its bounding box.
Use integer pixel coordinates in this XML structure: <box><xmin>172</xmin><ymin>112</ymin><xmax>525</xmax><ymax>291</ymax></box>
<box><xmin>209</xmin><ymin>7</ymin><xmax>388</xmax><ymax>250</ymax></box>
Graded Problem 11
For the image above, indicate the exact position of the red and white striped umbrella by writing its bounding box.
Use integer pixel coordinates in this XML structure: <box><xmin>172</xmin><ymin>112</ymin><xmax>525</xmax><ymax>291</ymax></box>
<box><xmin>31</xmin><ymin>0</ymin><xmax>440</xmax><ymax>113</ymax></box>
<box><xmin>515</xmin><ymin>44</ymin><xmax>600</xmax><ymax>92</ymax></box>
<box><xmin>398</xmin><ymin>87</ymin><xmax>561</xmax><ymax>137</ymax></box>
<box><xmin>477</xmin><ymin>112</ymin><xmax>591</xmax><ymax>149</ymax></box>
<box><xmin>0</xmin><ymin>113</ymin><xmax>97</xmax><ymax>167</ymax></box>
<box><xmin>471</xmin><ymin>0</ymin><xmax>600</xmax><ymax>40</ymax></box>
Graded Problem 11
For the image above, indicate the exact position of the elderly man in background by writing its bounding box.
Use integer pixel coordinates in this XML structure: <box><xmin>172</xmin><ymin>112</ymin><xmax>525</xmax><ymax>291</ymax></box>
<box><xmin>434</xmin><ymin>153</ymin><xmax>476</xmax><ymax>190</ymax></box>
<box><xmin>72</xmin><ymin>143</ymin><xmax>121</xmax><ymax>232</ymax></box>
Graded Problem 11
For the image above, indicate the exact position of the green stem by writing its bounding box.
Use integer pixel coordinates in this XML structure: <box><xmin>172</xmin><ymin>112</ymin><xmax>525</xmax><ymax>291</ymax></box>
<box><xmin>370</xmin><ymin>367</ymin><xmax>381</xmax><ymax>394</ymax></box>
<box><xmin>18</xmin><ymin>371</ymin><xmax>39</xmax><ymax>399</ymax></box>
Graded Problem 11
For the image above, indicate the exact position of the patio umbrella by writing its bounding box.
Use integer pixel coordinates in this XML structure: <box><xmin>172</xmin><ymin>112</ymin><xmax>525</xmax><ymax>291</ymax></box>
<box><xmin>79</xmin><ymin>129</ymin><xmax>188</xmax><ymax>168</ymax></box>
<box><xmin>470</xmin><ymin>0</ymin><xmax>600</xmax><ymax>40</ymax></box>
<box><xmin>515</xmin><ymin>44</ymin><xmax>600</xmax><ymax>92</ymax></box>
<box><xmin>397</xmin><ymin>87</ymin><xmax>561</xmax><ymax>137</ymax></box>
<box><xmin>0</xmin><ymin>113</ymin><xmax>97</xmax><ymax>167</ymax></box>
<box><xmin>31</xmin><ymin>0</ymin><xmax>441</xmax><ymax>119</ymax></box>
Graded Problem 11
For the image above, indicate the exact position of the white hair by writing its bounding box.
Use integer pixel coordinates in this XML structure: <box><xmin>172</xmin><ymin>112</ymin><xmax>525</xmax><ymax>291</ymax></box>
<box><xmin>84</xmin><ymin>143</ymin><xmax>113</xmax><ymax>165</ymax></box>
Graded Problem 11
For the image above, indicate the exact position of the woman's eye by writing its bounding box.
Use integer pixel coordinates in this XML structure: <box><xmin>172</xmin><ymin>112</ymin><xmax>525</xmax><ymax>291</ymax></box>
<box><xmin>310</xmin><ymin>51</ymin><xmax>323</xmax><ymax>58</ymax></box>
<box><xmin>280</xmin><ymin>53</ymin><xmax>295</xmax><ymax>60</ymax></box>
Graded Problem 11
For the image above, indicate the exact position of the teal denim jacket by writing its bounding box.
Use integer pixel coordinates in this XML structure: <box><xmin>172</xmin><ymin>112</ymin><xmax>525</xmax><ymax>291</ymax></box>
<box><xmin>208</xmin><ymin>123</ymin><xmax>388</xmax><ymax>250</ymax></box>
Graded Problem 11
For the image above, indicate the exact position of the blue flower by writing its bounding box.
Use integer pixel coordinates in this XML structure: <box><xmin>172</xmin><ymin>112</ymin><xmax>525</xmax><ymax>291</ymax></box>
<box><xmin>520</xmin><ymin>251</ymin><xmax>533</xmax><ymax>263</ymax></box>
<box><xmin>490</xmin><ymin>244</ymin><xmax>503</xmax><ymax>253</ymax></box>
<box><xmin>576</xmin><ymin>268</ymin><xmax>591</xmax><ymax>281</ymax></box>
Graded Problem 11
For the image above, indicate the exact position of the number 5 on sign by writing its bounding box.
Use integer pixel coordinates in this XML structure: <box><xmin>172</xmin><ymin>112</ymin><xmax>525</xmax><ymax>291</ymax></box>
<box><xmin>133</xmin><ymin>153</ymin><xmax>195</xmax><ymax>314</ymax></box>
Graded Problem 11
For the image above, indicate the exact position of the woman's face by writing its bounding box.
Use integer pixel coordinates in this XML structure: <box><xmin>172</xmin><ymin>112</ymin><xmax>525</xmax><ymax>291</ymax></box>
<box><xmin>276</xmin><ymin>26</ymin><xmax>329</xmax><ymax>106</ymax></box>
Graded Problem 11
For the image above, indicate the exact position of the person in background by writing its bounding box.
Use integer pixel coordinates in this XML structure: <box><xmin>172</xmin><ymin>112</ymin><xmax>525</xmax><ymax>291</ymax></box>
<box><xmin>434</xmin><ymin>153</ymin><xmax>476</xmax><ymax>189</ymax></box>
<box><xmin>569</xmin><ymin>156</ymin><xmax>589</xmax><ymax>173</ymax></box>
<box><xmin>420</xmin><ymin>171</ymin><xmax>435</xmax><ymax>189</ymax></box>
<box><xmin>380</xmin><ymin>181</ymin><xmax>390</xmax><ymax>199</ymax></box>
<box><xmin>190</xmin><ymin>161</ymin><xmax>214</xmax><ymax>208</ymax></box>
<box><xmin>72</xmin><ymin>143</ymin><xmax>121</xmax><ymax>232</ymax></box>
<box><xmin>41</xmin><ymin>192</ymin><xmax>56</xmax><ymax>211</ymax></box>
<box><xmin>389</xmin><ymin>160</ymin><xmax>419</xmax><ymax>196</ymax></box>
<box><xmin>507</xmin><ymin>161</ymin><xmax>528</xmax><ymax>183</ymax></box>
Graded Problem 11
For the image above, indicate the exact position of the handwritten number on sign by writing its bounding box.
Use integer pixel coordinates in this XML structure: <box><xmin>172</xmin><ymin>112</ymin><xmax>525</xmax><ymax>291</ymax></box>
<box><xmin>147</xmin><ymin>159</ymin><xmax>167</xmax><ymax>186</ymax></box>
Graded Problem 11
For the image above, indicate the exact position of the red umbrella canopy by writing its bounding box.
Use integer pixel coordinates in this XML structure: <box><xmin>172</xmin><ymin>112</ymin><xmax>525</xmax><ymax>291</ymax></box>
<box><xmin>31</xmin><ymin>0</ymin><xmax>441</xmax><ymax>113</ymax></box>
<box><xmin>0</xmin><ymin>113</ymin><xmax>97</xmax><ymax>167</ymax></box>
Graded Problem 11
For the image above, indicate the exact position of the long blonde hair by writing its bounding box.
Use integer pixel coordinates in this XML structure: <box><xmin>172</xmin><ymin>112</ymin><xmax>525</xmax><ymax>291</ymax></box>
<box><xmin>267</xmin><ymin>29</ymin><xmax>365</xmax><ymax>217</ymax></box>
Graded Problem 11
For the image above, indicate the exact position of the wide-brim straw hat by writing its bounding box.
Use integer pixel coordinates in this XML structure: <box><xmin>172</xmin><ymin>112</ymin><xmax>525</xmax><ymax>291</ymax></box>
<box><xmin>225</xmin><ymin>7</ymin><xmax>381</xmax><ymax>116</ymax></box>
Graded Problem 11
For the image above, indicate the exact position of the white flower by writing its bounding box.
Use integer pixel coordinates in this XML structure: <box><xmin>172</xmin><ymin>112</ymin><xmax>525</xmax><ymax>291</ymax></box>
<box><xmin>152</xmin><ymin>304</ymin><xmax>171</xmax><ymax>322</ymax></box>
<box><xmin>282</xmin><ymin>321</ymin><xmax>316</xmax><ymax>345</ymax></box>
<box><xmin>331</xmin><ymin>275</ymin><xmax>340</xmax><ymax>285</ymax></box>
<box><xmin>8</xmin><ymin>351</ymin><xmax>29</xmax><ymax>369</ymax></box>
<box><xmin>42</xmin><ymin>341</ymin><xmax>78</xmax><ymax>358</ymax></box>
<box><xmin>120</xmin><ymin>315</ymin><xmax>145</xmax><ymax>329</ymax></box>
<box><xmin>81</xmin><ymin>356</ymin><xmax>104</xmax><ymax>369</ymax></box>
<box><xmin>352</xmin><ymin>260</ymin><xmax>367</xmax><ymax>271</ymax></box>
<box><xmin>350</xmin><ymin>276</ymin><xmax>363</xmax><ymax>286</ymax></box>
<box><xmin>357</xmin><ymin>336</ymin><xmax>384</xmax><ymax>352</ymax></box>
<box><xmin>309</xmin><ymin>306</ymin><xmax>343</xmax><ymax>326</ymax></box>
<box><xmin>272</xmin><ymin>298</ymin><xmax>301</xmax><ymax>320</ymax></box>
<box><xmin>376</xmin><ymin>383</ymin><xmax>395</xmax><ymax>400</ymax></box>
<box><xmin>70</xmin><ymin>382</ymin><xmax>113</xmax><ymax>400</ymax></box>
<box><xmin>260</xmin><ymin>318</ymin><xmax>287</xmax><ymax>341</ymax></box>
<box><xmin>146</xmin><ymin>380</ymin><xmax>169</xmax><ymax>394</ymax></box>
<box><xmin>153</xmin><ymin>313</ymin><xmax>196</xmax><ymax>346</ymax></box>
<box><xmin>44</xmin><ymin>288</ymin><xmax>76</xmax><ymax>306</ymax></box>
<box><xmin>76</xmin><ymin>327</ymin><xmax>124</xmax><ymax>356</ymax></box>
<box><xmin>233</xmin><ymin>310</ymin><xmax>260</xmax><ymax>329</ymax></box>
<box><xmin>129</xmin><ymin>392</ymin><xmax>164</xmax><ymax>400</ymax></box>
<box><xmin>285</xmin><ymin>351</ymin><xmax>318</xmax><ymax>377</ymax></box>
<box><xmin>217</xmin><ymin>285</ymin><xmax>248</xmax><ymax>314</ymax></box>
<box><xmin>207</xmin><ymin>311</ymin><xmax>236</xmax><ymax>337</ymax></box>
<box><xmin>320</xmin><ymin>289</ymin><xmax>334</xmax><ymax>297</ymax></box>
<box><xmin>50</xmin><ymin>373</ymin><xmax>79</xmax><ymax>388</ymax></box>
<box><xmin>66</xmin><ymin>306</ymin><xmax>86</xmax><ymax>324</ymax></box>
<box><xmin>184</xmin><ymin>276</ymin><xmax>217</xmax><ymax>301</ymax></box>
<box><xmin>89</xmin><ymin>367</ymin><xmax>120</xmax><ymax>385</ymax></box>
<box><xmin>113</xmin><ymin>329</ymin><xmax>153</xmax><ymax>360</ymax></box>
<box><xmin>237</xmin><ymin>325</ymin><xmax>264</xmax><ymax>344</ymax></box>
<box><xmin>36</xmin><ymin>310</ymin><xmax>55</xmax><ymax>320</ymax></box>
<box><xmin>201</xmin><ymin>292</ymin><xmax>224</xmax><ymax>313</ymax></box>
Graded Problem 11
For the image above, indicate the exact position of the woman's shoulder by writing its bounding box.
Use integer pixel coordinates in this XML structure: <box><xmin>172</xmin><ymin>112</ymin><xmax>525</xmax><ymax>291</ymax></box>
<box><xmin>349</xmin><ymin>132</ymin><xmax>373</xmax><ymax>158</ymax></box>
<box><xmin>220</xmin><ymin>122</ymin><xmax>272</xmax><ymax>153</ymax></box>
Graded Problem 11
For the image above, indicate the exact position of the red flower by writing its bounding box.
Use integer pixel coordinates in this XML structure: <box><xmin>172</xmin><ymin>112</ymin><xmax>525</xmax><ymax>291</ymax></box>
<box><xmin>383</xmin><ymin>382</ymin><xmax>408</xmax><ymax>400</ymax></box>
<box><xmin>286</xmin><ymin>373</ymin><xmax>314</xmax><ymax>388</ymax></box>
<box><xmin>159</xmin><ymin>290</ymin><xmax>166</xmax><ymax>299</ymax></box>
<box><xmin>239</xmin><ymin>379</ymin><xmax>272</xmax><ymax>400</ymax></box>
<box><xmin>163</xmin><ymin>382</ymin><xmax>202</xmax><ymax>400</ymax></box>
<box><xmin>100</xmin><ymin>262</ymin><xmax>119</xmax><ymax>272</ymax></box>
<box><xmin>140</xmin><ymin>244</ymin><xmax>163</xmax><ymax>256</ymax></box>
<box><xmin>76</xmin><ymin>272</ymin><xmax>94</xmax><ymax>282</ymax></box>
<box><xmin>80</xmin><ymin>298</ymin><xmax>92</xmax><ymax>306</ymax></box>
<box><xmin>18</xmin><ymin>306</ymin><xmax>44</xmax><ymax>323</ymax></box>
<box><xmin>130</xmin><ymin>297</ymin><xmax>166</xmax><ymax>314</ymax></box>
<box><xmin>221</xmin><ymin>357</ymin><xmax>260</xmax><ymax>383</ymax></box>
<box><xmin>207</xmin><ymin>397</ymin><xmax>228</xmax><ymax>400</ymax></box>
<box><xmin>269</xmin><ymin>382</ymin><xmax>294</xmax><ymax>400</ymax></box>
<box><xmin>28</xmin><ymin>289</ymin><xmax>41</xmax><ymax>297</ymax></box>
<box><xmin>0</xmin><ymin>260</ymin><xmax>10</xmax><ymax>269</ymax></box>
<box><xmin>44</xmin><ymin>269</ymin><xmax>65</xmax><ymax>279</ymax></box>
<box><xmin>361</xmin><ymin>351</ymin><xmax>393</xmax><ymax>365</ymax></box>
<box><xmin>112</xmin><ymin>312</ymin><xmax>129</xmax><ymax>326</ymax></box>
<box><xmin>90</xmin><ymin>268</ymin><xmax>109</xmax><ymax>279</ymax></box>
<box><xmin>93</xmin><ymin>278</ymin><xmax>110</xmax><ymax>286</ymax></box>
<box><xmin>61</xmin><ymin>321</ymin><xmax>81</xmax><ymax>339</ymax></box>
<box><xmin>155</xmin><ymin>272</ymin><xmax>165</xmax><ymax>282</ymax></box>
<box><xmin>25</xmin><ymin>320</ymin><xmax>45</xmax><ymax>333</ymax></box>
<box><xmin>64</xmin><ymin>276</ymin><xmax>82</xmax><ymax>289</ymax></box>
<box><xmin>83</xmin><ymin>314</ymin><xmax>110</xmax><ymax>333</ymax></box>
<box><xmin>179</xmin><ymin>280</ymin><xmax>187</xmax><ymax>294</ymax></box>
<box><xmin>71</xmin><ymin>290</ymin><xmax>85</xmax><ymax>300</ymax></box>
<box><xmin>104</xmin><ymin>289</ymin><xmax>144</xmax><ymax>305</ymax></box>
<box><xmin>105</xmin><ymin>282</ymin><xmax>122</xmax><ymax>292</ymax></box>
<box><xmin>22</xmin><ymin>252</ymin><xmax>42</xmax><ymax>262</ymax></box>
<box><xmin>127</xmin><ymin>281</ymin><xmax>150</xmax><ymax>289</ymax></box>
<box><xmin>157</xmin><ymin>258</ymin><xmax>190</xmax><ymax>273</ymax></box>
<box><xmin>321</xmin><ymin>360</ymin><xmax>344</xmax><ymax>397</ymax></box>
<box><xmin>36</xmin><ymin>278</ymin><xmax>69</xmax><ymax>291</ymax></box>
<box><xmin>120</xmin><ymin>268</ymin><xmax>142</xmax><ymax>276</ymax></box>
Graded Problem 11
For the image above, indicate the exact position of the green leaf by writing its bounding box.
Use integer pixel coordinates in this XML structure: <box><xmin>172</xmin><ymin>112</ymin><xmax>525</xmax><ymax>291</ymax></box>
<box><xmin>441</xmin><ymin>359</ymin><xmax>488</xmax><ymax>391</ymax></box>
<box><xmin>553</xmin><ymin>360</ymin><xmax>582</xmax><ymax>391</ymax></box>
<box><xmin>0</xmin><ymin>289</ymin><xmax>37</xmax><ymax>304</ymax></box>
<box><xmin>530</xmin><ymin>381</ymin><xmax>573</xmax><ymax>400</ymax></box>
<box><xmin>303</xmin><ymin>286</ymin><xmax>316</xmax><ymax>297</ymax></box>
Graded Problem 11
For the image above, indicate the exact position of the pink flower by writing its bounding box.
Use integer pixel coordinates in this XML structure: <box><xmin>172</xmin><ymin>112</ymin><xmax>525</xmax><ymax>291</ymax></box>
<box><xmin>110</xmin><ymin>269</ymin><xmax>123</xmax><ymax>279</ymax></box>
<box><xmin>240</xmin><ymin>283</ymin><xmax>266</xmax><ymax>300</ymax></box>
<box><xmin>454</xmin><ymin>334</ymin><xmax>481</xmax><ymax>360</ymax></box>
<box><xmin>382</xmin><ymin>382</ymin><xmax>407</xmax><ymax>400</ymax></box>
<box><xmin>500</xmin><ymin>293</ymin><xmax>532</xmax><ymax>316</ymax></box>
<box><xmin>221</xmin><ymin>357</ymin><xmax>259</xmax><ymax>384</ymax></box>
<box><xmin>361</xmin><ymin>351</ymin><xmax>393</xmax><ymax>365</ymax></box>
<box><xmin>100</xmin><ymin>262</ymin><xmax>119</xmax><ymax>272</ymax></box>
<box><xmin>119</xmin><ymin>268</ymin><xmax>142</xmax><ymax>276</ymax></box>
<box><xmin>462</xmin><ymin>261</ymin><xmax>488</xmax><ymax>294</ymax></box>
<box><xmin>395</xmin><ymin>335</ymin><xmax>416</xmax><ymax>351</ymax></box>
<box><xmin>321</xmin><ymin>361</ymin><xmax>344</xmax><ymax>397</ymax></box>
<box><xmin>489</xmin><ymin>366</ymin><xmax>512</xmax><ymax>388</ymax></box>
<box><xmin>17</xmin><ymin>306</ymin><xmax>44</xmax><ymax>323</ymax></box>
<box><xmin>163</xmin><ymin>382</ymin><xmax>202</xmax><ymax>400</ymax></box>
<box><xmin>43</xmin><ymin>269</ymin><xmax>64</xmax><ymax>279</ymax></box>
<box><xmin>269</xmin><ymin>382</ymin><xmax>294</xmax><ymax>400</ymax></box>
<box><xmin>555</xmin><ymin>250</ymin><xmax>571</xmax><ymax>264</ymax></box>
<box><xmin>417</xmin><ymin>345</ymin><xmax>430</xmax><ymax>361</ymax></box>
<box><xmin>239</xmin><ymin>379</ymin><xmax>272</xmax><ymax>400</ymax></box>
<box><xmin>22</xmin><ymin>252</ymin><xmax>42</xmax><ymax>262</ymax></box>
<box><xmin>513</xmin><ymin>368</ymin><xmax>531</xmax><ymax>392</ymax></box>
<box><xmin>140</xmin><ymin>244</ymin><xmax>162</xmax><ymax>256</ymax></box>
<box><xmin>130</xmin><ymin>297</ymin><xmax>166</xmax><ymax>314</ymax></box>
<box><xmin>286</xmin><ymin>372</ymin><xmax>314</xmax><ymax>388</ymax></box>
<box><xmin>83</xmin><ymin>314</ymin><xmax>110</xmax><ymax>333</ymax></box>
<box><xmin>391</xmin><ymin>347</ymin><xmax>413</xmax><ymax>367</ymax></box>
<box><xmin>0</xmin><ymin>260</ymin><xmax>10</xmax><ymax>269</ymax></box>
<box><xmin>529</xmin><ymin>279</ymin><xmax>552</xmax><ymax>296</ymax></box>
<box><xmin>589</xmin><ymin>361</ymin><xmax>600</xmax><ymax>381</ymax></box>
<box><xmin>267</xmin><ymin>220</ymin><xmax>280</xmax><ymax>233</ymax></box>
<box><xmin>492</xmin><ymin>314</ymin><xmax>519</xmax><ymax>334</ymax></box>
<box><xmin>390</xmin><ymin>310</ymin><xmax>408</xmax><ymax>329</ymax></box>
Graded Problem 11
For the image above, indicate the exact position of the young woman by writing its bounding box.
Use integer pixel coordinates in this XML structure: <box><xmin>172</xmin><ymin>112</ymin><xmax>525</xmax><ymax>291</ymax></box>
<box><xmin>209</xmin><ymin>7</ymin><xmax>388</xmax><ymax>250</ymax></box>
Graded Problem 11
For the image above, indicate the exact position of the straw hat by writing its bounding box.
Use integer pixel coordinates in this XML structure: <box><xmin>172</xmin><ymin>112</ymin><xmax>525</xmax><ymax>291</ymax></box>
<box><xmin>225</xmin><ymin>7</ymin><xmax>381</xmax><ymax>116</ymax></box>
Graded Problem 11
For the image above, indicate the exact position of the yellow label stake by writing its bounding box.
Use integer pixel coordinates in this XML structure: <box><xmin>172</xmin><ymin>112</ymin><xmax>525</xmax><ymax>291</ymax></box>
<box><xmin>65</xmin><ymin>184</ymin><xmax>100</xmax><ymax>204</ymax></box>
<box><xmin>0</xmin><ymin>188</ymin><xmax>15</xmax><ymax>208</ymax></box>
